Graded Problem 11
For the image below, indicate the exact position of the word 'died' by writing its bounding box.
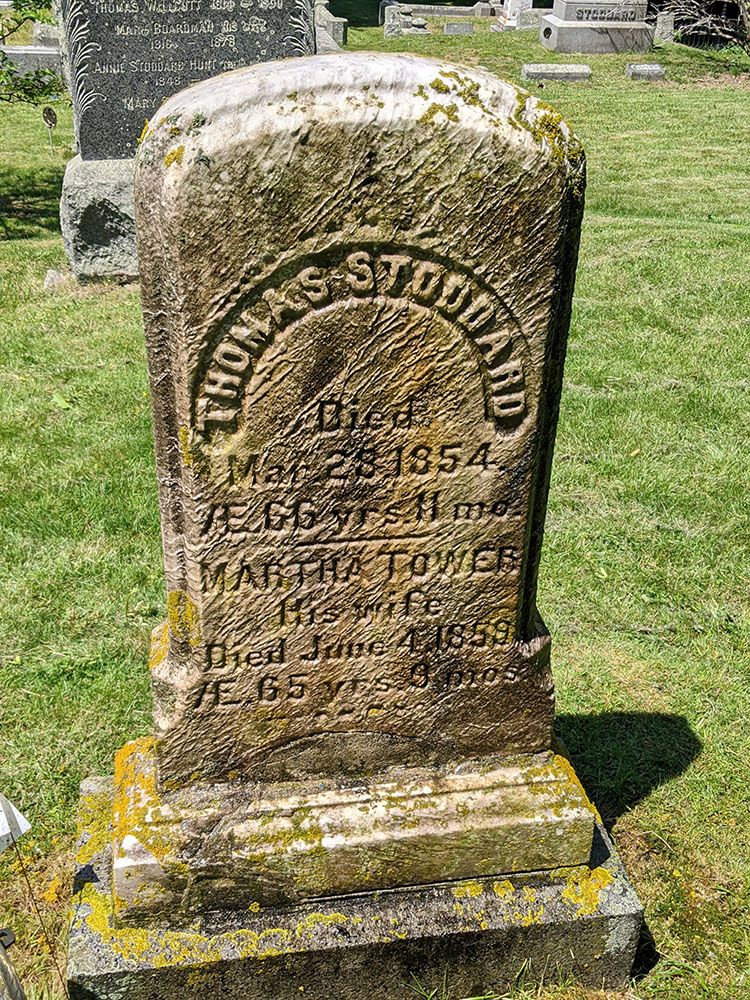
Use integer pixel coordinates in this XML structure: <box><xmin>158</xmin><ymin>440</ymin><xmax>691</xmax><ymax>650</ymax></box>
<box><xmin>193</xmin><ymin>246</ymin><xmax>529</xmax><ymax>435</ymax></box>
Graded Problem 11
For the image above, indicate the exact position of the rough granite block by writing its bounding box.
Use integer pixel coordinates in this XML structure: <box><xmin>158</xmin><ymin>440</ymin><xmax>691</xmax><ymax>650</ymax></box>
<box><xmin>59</xmin><ymin>156</ymin><xmax>137</xmax><ymax>283</ymax></box>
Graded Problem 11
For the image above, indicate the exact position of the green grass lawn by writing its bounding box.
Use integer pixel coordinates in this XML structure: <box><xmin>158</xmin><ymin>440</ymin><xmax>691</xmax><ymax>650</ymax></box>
<box><xmin>1</xmin><ymin>26</ymin><xmax>749</xmax><ymax>1000</ymax></box>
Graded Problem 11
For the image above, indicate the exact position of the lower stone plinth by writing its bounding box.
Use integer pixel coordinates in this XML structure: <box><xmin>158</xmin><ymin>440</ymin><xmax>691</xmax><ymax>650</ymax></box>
<box><xmin>109</xmin><ymin>739</ymin><xmax>596</xmax><ymax>923</ymax></box>
<box><xmin>68</xmin><ymin>778</ymin><xmax>643</xmax><ymax>999</ymax></box>
<box><xmin>60</xmin><ymin>156</ymin><xmax>137</xmax><ymax>282</ymax></box>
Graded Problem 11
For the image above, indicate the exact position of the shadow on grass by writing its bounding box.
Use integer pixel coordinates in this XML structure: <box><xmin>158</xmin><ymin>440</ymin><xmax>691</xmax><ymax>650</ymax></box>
<box><xmin>558</xmin><ymin>711</ymin><xmax>700</xmax><ymax>983</ymax></box>
<box><xmin>329</xmin><ymin>0</ymin><xmax>381</xmax><ymax>27</ymax></box>
<box><xmin>0</xmin><ymin>164</ymin><xmax>64</xmax><ymax>240</ymax></box>
<box><xmin>556</xmin><ymin>710</ymin><xmax>702</xmax><ymax>827</ymax></box>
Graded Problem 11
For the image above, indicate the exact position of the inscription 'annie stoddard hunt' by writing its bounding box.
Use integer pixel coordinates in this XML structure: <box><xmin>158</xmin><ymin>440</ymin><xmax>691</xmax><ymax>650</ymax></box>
<box><xmin>136</xmin><ymin>56</ymin><xmax>585</xmax><ymax>785</ymax></box>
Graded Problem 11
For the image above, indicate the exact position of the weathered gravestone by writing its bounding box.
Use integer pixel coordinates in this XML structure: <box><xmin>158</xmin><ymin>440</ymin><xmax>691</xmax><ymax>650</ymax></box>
<box><xmin>58</xmin><ymin>0</ymin><xmax>315</xmax><ymax>280</ymax></box>
<box><xmin>67</xmin><ymin>53</ymin><xmax>642</xmax><ymax>999</ymax></box>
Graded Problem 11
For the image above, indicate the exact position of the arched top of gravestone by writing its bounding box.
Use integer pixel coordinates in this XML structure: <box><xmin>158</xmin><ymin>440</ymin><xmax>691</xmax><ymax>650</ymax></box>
<box><xmin>134</xmin><ymin>55</ymin><xmax>585</xmax><ymax>786</ymax></box>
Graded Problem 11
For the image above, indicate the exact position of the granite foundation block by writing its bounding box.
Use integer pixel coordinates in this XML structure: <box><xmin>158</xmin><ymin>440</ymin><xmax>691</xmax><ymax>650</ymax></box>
<box><xmin>68</xmin><ymin>778</ymin><xmax>643</xmax><ymax>1000</ymax></box>
<box><xmin>540</xmin><ymin>15</ymin><xmax>654</xmax><ymax>52</ymax></box>
<box><xmin>0</xmin><ymin>44</ymin><xmax>62</xmax><ymax>72</ymax></box>
<box><xmin>60</xmin><ymin>156</ymin><xmax>137</xmax><ymax>282</ymax></box>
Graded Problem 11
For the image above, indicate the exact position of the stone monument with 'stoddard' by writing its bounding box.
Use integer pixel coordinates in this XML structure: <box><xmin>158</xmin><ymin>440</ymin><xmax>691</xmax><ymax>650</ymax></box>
<box><xmin>540</xmin><ymin>0</ymin><xmax>654</xmax><ymax>52</ymax></box>
<box><xmin>67</xmin><ymin>53</ymin><xmax>643</xmax><ymax>999</ymax></box>
<box><xmin>58</xmin><ymin>0</ymin><xmax>315</xmax><ymax>281</ymax></box>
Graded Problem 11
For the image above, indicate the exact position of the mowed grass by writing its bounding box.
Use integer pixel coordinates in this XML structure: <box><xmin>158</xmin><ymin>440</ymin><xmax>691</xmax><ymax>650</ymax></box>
<box><xmin>1</xmin><ymin>28</ymin><xmax>749</xmax><ymax>1000</ymax></box>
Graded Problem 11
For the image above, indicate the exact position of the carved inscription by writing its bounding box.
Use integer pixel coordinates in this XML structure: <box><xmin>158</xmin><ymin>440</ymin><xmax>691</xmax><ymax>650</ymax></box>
<box><xmin>193</xmin><ymin>246</ymin><xmax>529</xmax><ymax>436</ymax></box>
<box><xmin>169</xmin><ymin>242</ymin><xmax>544</xmax><ymax>762</ymax></box>
<box><xmin>63</xmin><ymin>0</ymin><xmax>314</xmax><ymax>158</ymax></box>
<box><xmin>575</xmin><ymin>6</ymin><xmax>639</xmax><ymax>19</ymax></box>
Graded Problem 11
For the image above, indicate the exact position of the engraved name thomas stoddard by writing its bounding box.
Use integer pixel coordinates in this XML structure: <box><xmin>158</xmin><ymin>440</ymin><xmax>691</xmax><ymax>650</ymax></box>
<box><xmin>134</xmin><ymin>53</ymin><xmax>586</xmax><ymax>787</ymax></box>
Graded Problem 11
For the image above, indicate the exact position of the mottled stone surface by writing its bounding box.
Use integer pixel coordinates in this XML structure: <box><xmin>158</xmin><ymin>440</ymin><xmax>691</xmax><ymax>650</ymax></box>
<box><xmin>444</xmin><ymin>20</ymin><xmax>473</xmax><ymax>33</ymax></box>
<box><xmin>0</xmin><ymin>44</ymin><xmax>62</xmax><ymax>71</ymax></box>
<box><xmin>134</xmin><ymin>53</ymin><xmax>586</xmax><ymax>789</ymax></box>
<box><xmin>59</xmin><ymin>155</ymin><xmax>137</xmax><ymax>282</ymax></box>
<box><xmin>59</xmin><ymin>0</ymin><xmax>316</xmax><ymax>160</ymax></box>
<box><xmin>68</xmin><ymin>779</ymin><xmax>643</xmax><ymax>1000</ymax></box>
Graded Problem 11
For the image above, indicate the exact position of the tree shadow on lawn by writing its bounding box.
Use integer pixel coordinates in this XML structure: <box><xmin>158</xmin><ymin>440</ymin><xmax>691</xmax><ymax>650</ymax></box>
<box><xmin>0</xmin><ymin>164</ymin><xmax>64</xmax><ymax>240</ymax></box>
<box><xmin>557</xmin><ymin>710</ymin><xmax>702</xmax><ymax>981</ymax></box>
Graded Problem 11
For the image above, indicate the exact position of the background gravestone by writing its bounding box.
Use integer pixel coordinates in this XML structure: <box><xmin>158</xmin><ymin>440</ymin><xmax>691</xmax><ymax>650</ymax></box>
<box><xmin>540</xmin><ymin>0</ymin><xmax>654</xmax><ymax>52</ymax></box>
<box><xmin>58</xmin><ymin>0</ymin><xmax>316</xmax><ymax>280</ymax></box>
<box><xmin>66</xmin><ymin>53</ymin><xmax>642</xmax><ymax>1000</ymax></box>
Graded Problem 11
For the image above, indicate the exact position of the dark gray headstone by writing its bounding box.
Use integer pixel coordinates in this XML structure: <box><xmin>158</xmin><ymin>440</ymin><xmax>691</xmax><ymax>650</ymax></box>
<box><xmin>60</xmin><ymin>0</ymin><xmax>315</xmax><ymax>159</ymax></box>
<box><xmin>444</xmin><ymin>19</ymin><xmax>473</xmax><ymax>32</ymax></box>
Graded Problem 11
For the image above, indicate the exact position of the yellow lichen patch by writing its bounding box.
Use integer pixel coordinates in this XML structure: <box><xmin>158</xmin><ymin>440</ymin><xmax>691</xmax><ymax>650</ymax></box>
<box><xmin>516</xmin><ymin>902</ymin><xmax>546</xmax><ymax>927</ymax></box>
<box><xmin>148</xmin><ymin>622</ymin><xmax>169</xmax><ymax>671</ymax></box>
<box><xmin>110</xmin><ymin>738</ymin><xmax>190</xmax><ymax>908</ymax></box>
<box><xmin>167</xmin><ymin>589</ymin><xmax>202</xmax><ymax>646</ymax></box>
<box><xmin>437</xmin><ymin>70</ymin><xmax>485</xmax><ymax>111</ymax></box>
<box><xmin>178</xmin><ymin>426</ymin><xmax>193</xmax><ymax>467</ymax></box>
<box><xmin>248</xmin><ymin>901</ymin><xmax>261</xmax><ymax>913</ymax></box>
<box><xmin>138</xmin><ymin>121</ymin><xmax>153</xmax><ymax>145</ymax></box>
<box><xmin>418</xmin><ymin>102</ymin><xmax>459</xmax><ymax>125</ymax></box>
<box><xmin>561</xmin><ymin>866</ymin><xmax>614</xmax><ymax>917</ymax></box>
<box><xmin>164</xmin><ymin>145</ymin><xmax>185</xmax><ymax>168</ymax></box>
<box><xmin>552</xmin><ymin>753</ymin><xmax>602</xmax><ymax>822</ymax></box>
<box><xmin>430</xmin><ymin>76</ymin><xmax>450</xmax><ymax>94</ymax></box>
<box><xmin>493</xmin><ymin>879</ymin><xmax>514</xmax><ymax>900</ymax></box>
<box><xmin>453</xmin><ymin>880</ymin><xmax>483</xmax><ymax>899</ymax></box>
<box><xmin>295</xmin><ymin>912</ymin><xmax>348</xmax><ymax>937</ymax></box>
<box><xmin>75</xmin><ymin>792</ymin><xmax>112</xmax><ymax>866</ymax></box>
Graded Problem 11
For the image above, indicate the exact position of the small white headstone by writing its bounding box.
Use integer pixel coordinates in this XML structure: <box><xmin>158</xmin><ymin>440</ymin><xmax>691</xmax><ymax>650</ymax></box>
<box><xmin>0</xmin><ymin>794</ymin><xmax>31</xmax><ymax>856</ymax></box>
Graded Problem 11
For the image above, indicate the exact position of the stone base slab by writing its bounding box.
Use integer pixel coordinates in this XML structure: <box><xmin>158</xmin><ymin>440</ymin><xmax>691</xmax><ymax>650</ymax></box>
<box><xmin>68</xmin><ymin>777</ymin><xmax>643</xmax><ymax>999</ymax></box>
<box><xmin>60</xmin><ymin>155</ymin><xmax>137</xmax><ymax>282</ymax></box>
<box><xmin>522</xmin><ymin>62</ymin><xmax>593</xmax><ymax>82</ymax></box>
<box><xmin>540</xmin><ymin>14</ymin><xmax>654</xmax><ymax>52</ymax></box>
<box><xmin>111</xmin><ymin>739</ymin><xmax>596</xmax><ymax>923</ymax></box>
